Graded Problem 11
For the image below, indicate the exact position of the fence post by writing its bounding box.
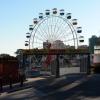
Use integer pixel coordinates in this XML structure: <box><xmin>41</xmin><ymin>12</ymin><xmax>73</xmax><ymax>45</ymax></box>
<box><xmin>56</xmin><ymin>54</ymin><xmax>60</xmax><ymax>78</ymax></box>
<box><xmin>0</xmin><ymin>77</ymin><xmax>3</xmax><ymax>91</ymax></box>
<box><xmin>87</xmin><ymin>54</ymin><xmax>91</xmax><ymax>75</ymax></box>
<box><xmin>9</xmin><ymin>75</ymin><xmax>12</xmax><ymax>88</ymax></box>
<box><xmin>20</xmin><ymin>75</ymin><xmax>24</xmax><ymax>87</ymax></box>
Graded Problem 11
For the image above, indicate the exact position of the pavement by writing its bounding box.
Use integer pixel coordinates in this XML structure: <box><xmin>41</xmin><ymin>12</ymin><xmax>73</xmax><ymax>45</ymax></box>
<box><xmin>0</xmin><ymin>75</ymin><xmax>54</xmax><ymax>94</ymax></box>
<box><xmin>0</xmin><ymin>73</ymin><xmax>92</xmax><ymax>96</ymax></box>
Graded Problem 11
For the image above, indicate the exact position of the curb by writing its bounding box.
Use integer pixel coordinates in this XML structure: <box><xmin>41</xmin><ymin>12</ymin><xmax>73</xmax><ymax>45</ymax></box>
<box><xmin>0</xmin><ymin>76</ymin><xmax>55</xmax><ymax>94</ymax></box>
<box><xmin>0</xmin><ymin>74</ymin><xmax>92</xmax><ymax>95</ymax></box>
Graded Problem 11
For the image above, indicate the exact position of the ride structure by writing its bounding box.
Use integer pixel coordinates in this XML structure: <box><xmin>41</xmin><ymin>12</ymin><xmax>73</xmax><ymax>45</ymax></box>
<box><xmin>25</xmin><ymin>8</ymin><xmax>84</xmax><ymax>49</ymax></box>
<box><xmin>16</xmin><ymin>8</ymin><xmax>90</xmax><ymax>78</ymax></box>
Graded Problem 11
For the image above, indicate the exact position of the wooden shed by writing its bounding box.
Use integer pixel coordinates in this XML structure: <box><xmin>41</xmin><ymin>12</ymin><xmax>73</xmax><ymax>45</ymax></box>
<box><xmin>0</xmin><ymin>54</ymin><xmax>19</xmax><ymax>85</ymax></box>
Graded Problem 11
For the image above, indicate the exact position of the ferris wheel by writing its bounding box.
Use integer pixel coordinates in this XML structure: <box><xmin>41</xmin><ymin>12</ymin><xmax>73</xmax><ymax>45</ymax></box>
<box><xmin>25</xmin><ymin>8</ymin><xmax>84</xmax><ymax>49</ymax></box>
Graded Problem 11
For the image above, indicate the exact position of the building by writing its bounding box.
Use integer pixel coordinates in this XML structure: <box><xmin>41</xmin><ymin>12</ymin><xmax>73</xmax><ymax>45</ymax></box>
<box><xmin>89</xmin><ymin>35</ymin><xmax>99</xmax><ymax>54</ymax></box>
<box><xmin>51</xmin><ymin>40</ymin><xmax>66</xmax><ymax>49</ymax></box>
<box><xmin>0</xmin><ymin>54</ymin><xmax>19</xmax><ymax>85</ymax></box>
<box><xmin>43</xmin><ymin>40</ymin><xmax>51</xmax><ymax>49</ymax></box>
<box><xmin>78</xmin><ymin>45</ymin><xmax>89</xmax><ymax>50</ymax></box>
<box><xmin>89</xmin><ymin>35</ymin><xmax>100</xmax><ymax>73</ymax></box>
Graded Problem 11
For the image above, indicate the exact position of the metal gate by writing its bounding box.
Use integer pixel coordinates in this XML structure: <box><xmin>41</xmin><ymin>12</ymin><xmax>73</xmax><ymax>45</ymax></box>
<box><xmin>58</xmin><ymin>54</ymin><xmax>89</xmax><ymax>76</ymax></box>
<box><xmin>16</xmin><ymin>49</ymin><xmax>90</xmax><ymax>78</ymax></box>
<box><xmin>23</xmin><ymin>54</ymin><xmax>90</xmax><ymax>77</ymax></box>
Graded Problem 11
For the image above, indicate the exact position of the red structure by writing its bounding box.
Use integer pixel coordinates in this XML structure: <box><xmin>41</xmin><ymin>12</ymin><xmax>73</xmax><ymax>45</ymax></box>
<box><xmin>0</xmin><ymin>54</ymin><xmax>19</xmax><ymax>85</ymax></box>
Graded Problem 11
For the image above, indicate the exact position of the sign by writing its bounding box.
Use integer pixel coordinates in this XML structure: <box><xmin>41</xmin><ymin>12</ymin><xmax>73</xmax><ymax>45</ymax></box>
<box><xmin>17</xmin><ymin>48</ymin><xmax>89</xmax><ymax>55</ymax></box>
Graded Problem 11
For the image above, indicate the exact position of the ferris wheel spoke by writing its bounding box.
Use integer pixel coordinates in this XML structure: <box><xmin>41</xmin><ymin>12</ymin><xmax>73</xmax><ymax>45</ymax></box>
<box><xmin>57</xmin><ymin>25</ymin><xmax>76</xmax><ymax>45</ymax></box>
<box><xmin>54</xmin><ymin>20</ymin><xmax>63</xmax><ymax>35</ymax></box>
<box><xmin>40</xmin><ymin>20</ymin><xmax>55</xmax><ymax>40</ymax></box>
<box><xmin>31</xmin><ymin>32</ymin><xmax>47</xmax><ymax>48</ymax></box>
<box><xmin>60</xmin><ymin>30</ymin><xmax>73</xmax><ymax>39</ymax></box>
<box><xmin>57</xmin><ymin>21</ymin><xmax>74</xmax><ymax>40</ymax></box>
<box><xmin>33</xmin><ymin>42</ymin><xmax>43</xmax><ymax>44</ymax></box>
<box><xmin>53</xmin><ymin>17</ymin><xmax>61</xmax><ymax>36</ymax></box>
<box><xmin>53</xmin><ymin>17</ymin><xmax>60</xmax><ymax>39</ymax></box>
<box><xmin>51</xmin><ymin>17</ymin><xmax>65</xmax><ymax>41</ymax></box>
<box><xmin>56</xmin><ymin>24</ymin><xmax>66</xmax><ymax>37</ymax></box>
<box><xmin>63</xmin><ymin>38</ymin><xmax>77</xmax><ymax>42</ymax></box>
<box><xmin>56</xmin><ymin>23</ymin><xmax>71</xmax><ymax>38</ymax></box>
<box><xmin>41</xmin><ymin>20</ymin><xmax>51</xmax><ymax>40</ymax></box>
<box><xmin>53</xmin><ymin>17</ymin><xmax>62</xmax><ymax>40</ymax></box>
<box><xmin>33</xmin><ymin>42</ymin><xmax>43</xmax><ymax>48</ymax></box>
<box><xmin>56</xmin><ymin>28</ymin><xmax>71</xmax><ymax>40</ymax></box>
<box><xmin>51</xmin><ymin>16</ymin><xmax>59</xmax><ymax>41</ymax></box>
<box><xmin>46</xmin><ymin>17</ymin><xmax>53</xmax><ymax>41</ymax></box>
<box><xmin>38</xmin><ymin>23</ymin><xmax>52</xmax><ymax>41</ymax></box>
<box><xmin>48</xmin><ymin>17</ymin><xmax>55</xmax><ymax>41</ymax></box>
<box><xmin>32</xmin><ymin>35</ymin><xmax>46</xmax><ymax>42</ymax></box>
<box><xmin>51</xmin><ymin>16</ymin><xmax>54</xmax><ymax>41</ymax></box>
<box><xmin>33</xmin><ymin>45</ymin><xmax>43</xmax><ymax>49</ymax></box>
<box><xmin>55</xmin><ymin>21</ymin><xmax>67</xmax><ymax>39</ymax></box>
<box><xmin>37</xmin><ymin>24</ymin><xmax>50</xmax><ymax>40</ymax></box>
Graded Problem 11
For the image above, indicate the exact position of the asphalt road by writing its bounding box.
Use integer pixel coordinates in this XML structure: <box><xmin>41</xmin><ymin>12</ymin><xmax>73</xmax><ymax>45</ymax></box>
<box><xmin>0</xmin><ymin>74</ymin><xmax>100</xmax><ymax>100</ymax></box>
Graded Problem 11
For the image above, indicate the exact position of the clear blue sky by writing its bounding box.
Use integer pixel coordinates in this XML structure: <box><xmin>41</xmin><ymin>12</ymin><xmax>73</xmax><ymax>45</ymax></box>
<box><xmin>0</xmin><ymin>0</ymin><xmax>100</xmax><ymax>56</ymax></box>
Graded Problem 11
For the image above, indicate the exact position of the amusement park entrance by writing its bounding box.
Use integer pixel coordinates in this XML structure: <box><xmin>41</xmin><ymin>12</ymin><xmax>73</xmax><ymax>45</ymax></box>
<box><xmin>20</xmin><ymin>8</ymin><xmax>91</xmax><ymax>78</ymax></box>
<box><xmin>17</xmin><ymin>49</ymin><xmax>90</xmax><ymax>78</ymax></box>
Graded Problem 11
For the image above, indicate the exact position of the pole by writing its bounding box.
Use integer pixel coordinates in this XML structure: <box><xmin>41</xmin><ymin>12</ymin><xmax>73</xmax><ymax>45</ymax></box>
<box><xmin>56</xmin><ymin>54</ymin><xmax>60</xmax><ymax>78</ymax></box>
<box><xmin>9</xmin><ymin>75</ymin><xmax>12</xmax><ymax>88</ymax></box>
<box><xmin>87</xmin><ymin>53</ymin><xmax>91</xmax><ymax>75</ymax></box>
<box><xmin>0</xmin><ymin>77</ymin><xmax>3</xmax><ymax>91</ymax></box>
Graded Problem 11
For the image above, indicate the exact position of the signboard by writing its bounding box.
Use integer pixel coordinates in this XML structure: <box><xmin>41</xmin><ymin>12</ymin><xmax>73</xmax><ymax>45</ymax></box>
<box><xmin>19</xmin><ymin>48</ymin><xmax>89</xmax><ymax>55</ymax></box>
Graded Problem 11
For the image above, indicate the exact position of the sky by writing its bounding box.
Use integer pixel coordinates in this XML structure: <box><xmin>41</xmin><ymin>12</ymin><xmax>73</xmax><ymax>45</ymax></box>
<box><xmin>0</xmin><ymin>0</ymin><xmax>100</xmax><ymax>56</ymax></box>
